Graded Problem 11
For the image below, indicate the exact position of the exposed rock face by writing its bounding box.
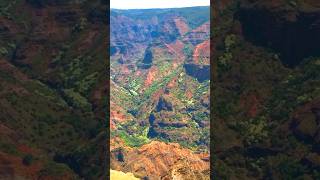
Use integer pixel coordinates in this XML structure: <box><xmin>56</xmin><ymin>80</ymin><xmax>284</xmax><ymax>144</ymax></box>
<box><xmin>174</xmin><ymin>18</ymin><xmax>189</xmax><ymax>36</ymax></box>
<box><xmin>193</xmin><ymin>40</ymin><xmax>210</xmax><ymax>65</ymax></box>
<box><xmin>110</xmin><ymin>102</ymin><xmax>133</xmax><ymax>130</ymax></box>
<box><xmin>183</xmin><ymin>22</ymin><xmax>210</xmax><ymax>45</ymax></box>
<box><xmin>162</xmin><ymin>159</ymin><xmax>210</xmax><ymax>180</ymax></box>
<box><xmin>111</xmin><ymin>141</ymin><xmax>209</xmax><ymax>179</ymax></box>
<box><xmin>110</xmin><ymin>11</ymin><xmax>183</xmax><ymax>63</ymax></box>
<box><xmin>236</xmin><ymin>1</ymin><xmax>320</xmax><ymax>67</ymax></box>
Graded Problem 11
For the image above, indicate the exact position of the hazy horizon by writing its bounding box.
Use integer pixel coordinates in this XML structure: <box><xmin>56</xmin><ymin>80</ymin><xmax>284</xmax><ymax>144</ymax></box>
<box><xmin>110</xmin><ymin>0</ymin><xmax>210</xmax><ymax>9</ymax></box>
<box><xmin>110</xmin><ymin>5</ymin><xmax>209</xmax><ymax>11</ymax></box>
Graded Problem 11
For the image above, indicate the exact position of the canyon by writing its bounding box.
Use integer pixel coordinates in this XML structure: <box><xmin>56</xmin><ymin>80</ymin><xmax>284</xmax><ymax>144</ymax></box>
<box><xmin>110</xmin><ymin>6</ymin><xmax>210</xmax><ymax>179</ymax></box>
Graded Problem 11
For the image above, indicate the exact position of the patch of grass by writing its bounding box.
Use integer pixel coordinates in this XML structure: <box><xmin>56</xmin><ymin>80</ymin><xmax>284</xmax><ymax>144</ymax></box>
<box><xmin>24</xmin><ymin>80</ymin><xmax>67</xmax><ymax>107</ymax></box>
<box><xmin>118</xmin><ymin>130</ymin><xmax>150</xmax><ymax>147</ymax></box>
<box><xmin>76</xmin><ymin>72</ymin><xmax>98</xmax><ymax>96</ymax></box>
<box><xmin>144</xmin><ymin>67</ymin><xmax>181</xmax><ymax>98</ymax></box>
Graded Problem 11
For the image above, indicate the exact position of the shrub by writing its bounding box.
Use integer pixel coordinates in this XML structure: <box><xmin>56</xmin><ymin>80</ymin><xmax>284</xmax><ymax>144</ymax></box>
<box><xmin>62</xmin><ymin>89</ymin><xmax>91</xmax><ymax>111</ymax></box>
<box><xmin>183</xmin><ymin>44</ymin><xmax>193</xmax><ymax>60</ymax></box>
<box><xmin>224</xmin><ymin>34</ymin><xmax>237</xmax><ymax>51</ymax></box>
<box><xmin>0</xmin><ymin>47</ymin><xmax>8</xmax><ymax>56</ymax></box>
<box><xmin>118</xmin><ymin>130</ymin><xmax>149</xmax><ymax>147</ymax></box>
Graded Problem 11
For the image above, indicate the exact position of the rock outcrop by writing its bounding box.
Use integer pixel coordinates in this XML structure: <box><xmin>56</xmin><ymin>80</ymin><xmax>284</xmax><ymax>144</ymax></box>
<box><xmin>111</xmin><ymin>141</ymin><xmax>209</xmax><ymax>179</ymax></box>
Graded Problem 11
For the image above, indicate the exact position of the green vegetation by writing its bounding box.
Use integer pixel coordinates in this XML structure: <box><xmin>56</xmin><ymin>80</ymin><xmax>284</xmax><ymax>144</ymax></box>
<box><xmin>274</xmin><ymin>155</ymin><xmax>306</xmax><ymax>179</ymax></box>
<box><xmin>0</xmin><ymin>0</ymin><xmax>18</xmax><ymax>18</ymax></box>
<box><xmin>158</xmin><ymin>61</ymin><xmax>171</xmax><ymax>74</ymax></box>
<box><xmin>63</xmin><ymin>89</ymin><xmax>92</xmax><ymax>111</ymax></box>
<box><xmin>25</xmin><ymin>80</ymin><xmax>67</xmax><ymax>107</ymax></box>
<box><xmin>110</xmin><ymin>8</ymin><xmax>211</xmax><ymax>178</ymax></box>
<box><xmin>76</xmin><ymin>72</ymin><xmax>98</xmax><ymax>95</ymax></box>
<box><xmin>72</xmin><ymin>17</ymin><xmax>88</xmax><ymax>33</ymax></box>
<box><xmin>52</xmin><ymin>44</ymin><xmax>70</xmax><ymax>64</ymax></box>
<box><xmin>230</xmin><ymin>116</ymin><xmax>269</xmax><ymax>145</ymax></box>
<box><xmin>127</xmin><ymin>76</ymin><xmax>143</xmax><ymax>93</ymax></box>
<box><xmin>0</xmin><ymin>47</ymin><xmax>8</xmax><ymax>56</ymax></box>
<box><xmin>0</xmin><ymin>0</ymin><xmax>107</xmax><ymax>179</ymax></box>
<box><xmin>115</xmin><ymin>120</ymin><xmax>151</xmax><ymax>147</ymax></box>
<box><xmin>118</xmin><ymin>130</ymin><xmax>150</xmax><ymax>147</ymax></box>
<box><xmin>218</xmin><ymin>34</ymin><xmax>237</xmax><ymax>73</ymax></box>
<box><xmin>213</xmin><ymin>1</ymin><xmax>320</xmax><ymax>179</ymax></box>
<box><xmin>195</xmin><ymin>80</ymin><xmax>210</xmax><ymax>98</ymax></box>
<box><xmin>0</xmin><ymin>142</ymin><xmax>19</xmax><ymax>155</ymax></box>
<box><xmin>183</xmin><ymin>43</ymin><xmax>194</xmax><ymax>60</ymax></box>
<box><xmin>224</xmin><ymin>34</ymin><xmax>237</xmax><ymax>51</ymax></box>
<box><xmin>144</xmin><ymin>66</ymin><xmax>181</xmax><ymax>98</ymax></box>
<box><xmin>40</xmin><ymin>161</ymin><xmax>74</xmax><ymax>177</ymax></box>
<box><xmin>267</xmin><ymin>57</ymin><xmax>320</xmax><ymax>123</ymax></box>
<box><xmin>122</xmin><ymin>131</ymin><xmax>148</xmax><ymax>147</ymax></box>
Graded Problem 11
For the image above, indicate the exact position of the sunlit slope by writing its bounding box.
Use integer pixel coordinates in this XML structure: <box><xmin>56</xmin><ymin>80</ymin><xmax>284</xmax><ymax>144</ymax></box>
<box><xmin>110</xmin><ymin>170</ymin><xmax>139</xmax><ymax>180</ymax></box>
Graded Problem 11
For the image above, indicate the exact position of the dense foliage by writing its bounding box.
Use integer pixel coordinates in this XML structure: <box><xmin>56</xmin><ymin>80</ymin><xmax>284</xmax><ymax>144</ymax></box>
<box><xmin>213</xmin><ymin>0</ymin><xmax>320</xmax><ymax>179</ymax></box>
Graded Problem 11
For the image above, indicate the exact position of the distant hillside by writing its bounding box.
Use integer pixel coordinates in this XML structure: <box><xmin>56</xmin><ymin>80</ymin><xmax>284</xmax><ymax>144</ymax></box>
<box><xmin>111</xmin><ymin>6</ymin><xmax>210</xmax><ymax>29</ymax></box>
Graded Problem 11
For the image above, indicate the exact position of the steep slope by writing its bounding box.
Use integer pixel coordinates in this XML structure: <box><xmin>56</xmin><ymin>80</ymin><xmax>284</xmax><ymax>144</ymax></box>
<box><xmin>110</xmin><ymin>7</ymin><xmax>210</xmax><ymax>179</ymax></box>
<box><xmin>213</xmin><ymin>0</ymin><xmax>320</xmax><ymax>179</ymax></box>
<box><xmin>0</xmin><ymin>0</ymin><xmax>107</xmax><ymax>179</ymax></box>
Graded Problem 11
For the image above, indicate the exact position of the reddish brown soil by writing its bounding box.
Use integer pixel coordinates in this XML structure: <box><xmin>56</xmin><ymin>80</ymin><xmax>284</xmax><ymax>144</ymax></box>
<box><xmin>110</xmin><ymin>102</ymin><xmax>131</xmax><ymax>130</ymax></box>
<box><xmin>193</xmin><ymin>40</ymin><xmax>210</xmax><ymax>65</ymax></box>
<box><xmin>165</xmin><ymin>40</ymin><xmax>185</xmax><ymax>62</ymax></box>
<box><xmin>144</xmin><ymin>66</ymin><xmax>158</xmax><ymax>87</ymax></box>
<box><xmin>173</xmin><ymin>18</ymin><xmax>189</xmax><ymax>36</ymax></box>
<box><xmin>167</xmin><ymin>77</ymin><xmax>178</xmax><ymax>89</ymax></box>
<box><xmin>112</xmin><ymin>141</ymin><xmax>209</xmax><ymax>179</ymax></box>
